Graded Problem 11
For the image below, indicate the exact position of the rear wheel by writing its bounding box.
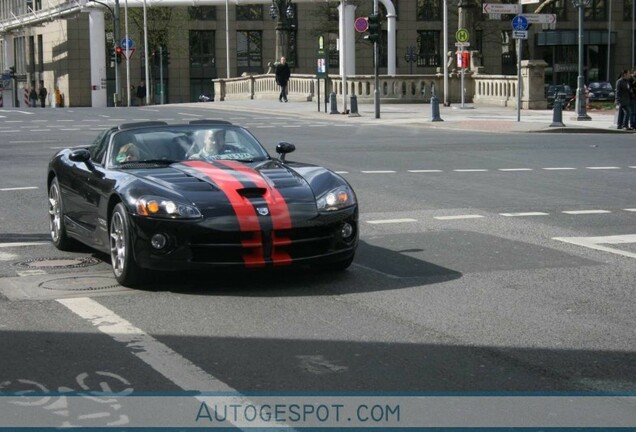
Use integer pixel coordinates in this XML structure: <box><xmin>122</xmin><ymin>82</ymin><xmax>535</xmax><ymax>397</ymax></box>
<box><xmin>48</xmin><ymin>177</ymin><xmax>75</xmax><ymax>250</ymax></box>
<box><xmin>109</xmin><ymin>203</ymin><xmax>145</xmax><ymax>287</ymax></box>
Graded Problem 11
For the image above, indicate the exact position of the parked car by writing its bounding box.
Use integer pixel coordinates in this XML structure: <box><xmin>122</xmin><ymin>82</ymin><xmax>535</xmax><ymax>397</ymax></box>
<box><xmin>47</xmin><ymin>120</ymin><xmax>358</xmax><ymax>286</ymax></box>
<box><xmin>587</xmin><ymin>81</ymin><xmax>615</xmax><ymax>102</ymax></box>
<box><xmin>546</xmin><ymin>84</ymin><xmax>574</xmax><ymax>107</ymax></box>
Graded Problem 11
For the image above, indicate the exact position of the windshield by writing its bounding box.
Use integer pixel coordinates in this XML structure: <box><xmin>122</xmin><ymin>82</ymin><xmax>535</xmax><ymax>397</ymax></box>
<box><xmin>110</xmin><ymin>125</ymin><xmax>270</xmax><ymax>167</ymax></box>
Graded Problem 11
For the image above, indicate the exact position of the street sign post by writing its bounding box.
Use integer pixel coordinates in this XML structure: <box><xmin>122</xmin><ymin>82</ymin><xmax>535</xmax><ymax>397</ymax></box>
<box><xmin>455</xmin><ymin>29</ymin><xmax>470</xmax><ymax>109</ymax></box>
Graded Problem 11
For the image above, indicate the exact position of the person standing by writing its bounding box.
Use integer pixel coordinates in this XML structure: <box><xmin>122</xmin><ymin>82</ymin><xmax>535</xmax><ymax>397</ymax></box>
<box><xmin>275</xmin><ymin>56</ymin><xmax>291</xmax><ymax>103</ymax></box>
<box><xmin>615</xmin><ymin>70</ymin><xmax>632</xmax><ymax>130</ymax></box>
<box><xmin>39</xmin><ymin>84</ymin><xmax>48</xmax><ymax>108</ymax></box>
<box><xmin>630</xmin><ymin>68</ymin><xmax>636</xmax><ymax>129</ymax></box>
<box><xmin>136</xmin><ymin>81</ymin><xmax>147</xmax><ymax>106</ymax></box>
<box><xmin>29</xmin><ymin>87</ymin><xmax>37</xmax><ymax>108</ymax></box>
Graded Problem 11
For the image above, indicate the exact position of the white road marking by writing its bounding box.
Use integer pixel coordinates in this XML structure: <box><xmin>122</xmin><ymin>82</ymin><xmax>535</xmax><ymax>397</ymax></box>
<box><xmin>6</xmin><ymin>120</ymin><xmax>23</xmax><ymax>122</ymax></box>
<box><xmin>334</xmin><ymin>171</ymin><xmax>349</xmax><ymax>174</ymax></box>
<box><xmin>9</xmin><ymin>140</ymin><xmax>50</xmax><ymax>144</ymax></box>
<box><xmin>562</xmin><ymin>210</ymin><xmax>611</xmax><ymax>215</ymax></box>
<box><xmin>499</xmin><ymin>212</ymin><xmax>549</xmax><ymax>217</ymax></box>
<box><xmin>81</xmin><ymin>119</ymin><xmax>101</xmax><ymax>122</ymax></box>
<box><xmin>361</xmin><ymin>170</ymin><xmax>396</xmax><ymax>174</ymax></box>
<box><xmin>32</xmin><ymin>119</ymin><xmax>47</xmax><ymax>122</ymax></box>
<box><xmin>434</xmin><ymin>215</ymin><xmax>484</xmax><ymax>220</ymax></box>
<box><xmin>29</xmin><ymin>129</ymin><xmax>51</xmax><ymax>132</ymax></box>
<box><xmin>454</xmin><ymin>169</ymin><xmax>489</xmax><ymax>172</ymax></box>
<box><xmin>553</xmin><ymin>234</ymin><xmax>636</xmax><ymax>259</ymax></box>
<box><xmin>178</xmin><ymin>112</ymin><xmax>202</xmax><ymax>117</ymax></box>
<box><xmin>58</xmin><ymin>129</ymin><xmax>81</xmax><ymax>131</ymax></box>
<box><xmin>0</xmin><ymin>186</ymin><xmax>38</xmax><ymax>191</ymax></box>
<box><xmin>0</xmin><ymin>251</ymin><xmax>18</xmax><ymax>261</ymax></box>
<box><xmin>1</xmin><ymin>130</ymin><xmax>19</xmax><ymax>132</ymax></box>
<box><xmin>16</xmin><ymin>269</ymin><xmax>46</xmax><ymax>276</ymax></box>
<box><xmin>543</xmin><ymin>167</ymin><xmax>576</xmax><ymax>170</ymax></box>
<box><xmin>282</xmin><ymin>125</ymin><xmax>303</xmax><ymax>128</ymax></box>
<box><xmin>58</xmin><ymin>119</ymin><xmax>74</xmax><ymax>122</ymax></box>
<box><xmin>408</xmin><ymin>169</ymin><xmax>443</xmax><ymax>173</ymax></box>
<box><xmin>57</xmin><ymin>298</ymin><xmax>290</xmax><ymax>429</ymax></box>
<box><xmin>498</xmin><ymin>168</ymin><xmax>533</xmax><ymax>171</ymax></box>
<box><xmin>366</xmin><ymin>218</ymin><xmax>417</xmax><ymax>224</ymax></box>
<box><xmin>624</xmin><ymin>208</ymin><xmax>636</xmax><ymax>212</ymax></box>
<box><xmin>629</xmin><ymin>166</ymin><xmax>636</xmax><ymax>169</ymax></box>
<box><xmin>586</xmin><ymin>166</ymin><xmax>621</xmax><ymax>170</ymax></box>
<box><xmin>0</xmin><ymin>242</ymin><xmax>49</xmax><ymax>248</ymax></box>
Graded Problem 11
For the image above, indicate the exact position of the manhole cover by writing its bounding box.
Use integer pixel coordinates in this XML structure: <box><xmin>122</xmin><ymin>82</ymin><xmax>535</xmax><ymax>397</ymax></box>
<box><xmin>14</xmin><ymin>256</ymin><xmax>102</xmax><ymax>269</ymax></box>
<box><xmin>39</xmin><ymin>276</ymin><xmax>119</xmax><ymax>291</ymax></box>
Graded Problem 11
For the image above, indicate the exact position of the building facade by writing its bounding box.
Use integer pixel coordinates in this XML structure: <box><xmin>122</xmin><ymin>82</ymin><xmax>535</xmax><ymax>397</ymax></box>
<box><xmin>1</xmin><ymin>0</ymin><xmax>634</xmax><ymax>107</ymax></box>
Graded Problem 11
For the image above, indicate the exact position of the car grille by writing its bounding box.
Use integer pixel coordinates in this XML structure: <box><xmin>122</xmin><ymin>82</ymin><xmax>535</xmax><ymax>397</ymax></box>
<box><xmin>190</xmin><ymin>225</ymin><xmax>337</xmax><ymax>264</ymax></box>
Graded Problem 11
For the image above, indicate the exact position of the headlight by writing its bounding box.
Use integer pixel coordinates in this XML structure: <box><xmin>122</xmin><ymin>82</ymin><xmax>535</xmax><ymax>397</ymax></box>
<box><xmin>316</xmin><ymin>186</ymin><xmax>356</xmax><ymax>212</ymax></box>
<box><xmin>135</xmin><ymin>196</ymin><xmax>201</xmax><ymax>219</ymax></box>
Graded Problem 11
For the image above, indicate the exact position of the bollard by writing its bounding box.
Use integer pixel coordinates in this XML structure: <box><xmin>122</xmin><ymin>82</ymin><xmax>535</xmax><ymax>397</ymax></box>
<box><xmin>329</xmin><ymin>92</ymin><xmax>339</xmax><ymax>114</ymax></box>
<box><xmin>550</xmin><ymin>98</ymin><xmax>565</xmax><ymax>127</ymax></box>
<box><xmin>349</xmin><ymin>95</ymin><xmax>361</xmax><ymax>117</ymax></box>
<box><xmin>430</xmin><ymin>84</ymin><xmax>443</xmax><ymax>122</ymax></box>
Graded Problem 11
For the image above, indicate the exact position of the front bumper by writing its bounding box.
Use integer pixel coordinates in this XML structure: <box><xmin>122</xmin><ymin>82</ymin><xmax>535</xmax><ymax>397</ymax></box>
<box><xmin>129</xmin><ymin>206</ymin><xmax>358</xmax><ymax>271</ymax></box>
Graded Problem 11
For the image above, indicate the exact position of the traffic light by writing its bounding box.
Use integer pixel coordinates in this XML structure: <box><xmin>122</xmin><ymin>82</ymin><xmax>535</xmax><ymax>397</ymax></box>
<box><xmin>115</xmin><ymin>46</ymin><xmax>123</xmax><ymax>64</ymax></box>
<box><xmin>9</xmin><ymin>66</ymin><xmax>15</xmax><ymax>78</ymax></box>
<box><xmin>163</xmin><ymin>49</ymin><xmax>170</xmax><ymax>66</ymax></box>
<box><xmin>108</xmin><ymin>46</ymin><xmax>116</xmax><ymax>66</ymax></box>
<box><xmin>365</xmin><ymin>14</ymin><xmax>381</xmax><ymax>44</ymax></box>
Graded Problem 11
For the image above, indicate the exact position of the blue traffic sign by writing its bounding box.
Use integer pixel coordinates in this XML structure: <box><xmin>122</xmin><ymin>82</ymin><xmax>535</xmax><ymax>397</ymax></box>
<box><xmin>512</xmin><ymin>15</ymin><xmax>528</xmax><ymax>31</ymax></box>
<box><xmin>121</xmin><ymin>38</ymin><xmax>134</xmax><ymax>49</ymax></box>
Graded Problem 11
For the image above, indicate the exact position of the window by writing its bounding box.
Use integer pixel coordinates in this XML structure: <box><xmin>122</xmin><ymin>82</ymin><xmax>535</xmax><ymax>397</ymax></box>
<box><xmin>417</xmin><ymin>0</ymin><xmax>440</xmax><ymax>21</ymax></box>
<box><xmin>584</xmin><ymin>0</ymin><xmax>606</xmax><ymax>21</ymax></box>
<box><xmin>624</xmin><ymin>0</ymin><xmax>634</xmax><ymax>20</ymax></box>
<box><xmin>236</xmin><ymin>31</ymin><xmax>262</xmax><ymax>75</ymax></box>
<box><xmin>188</xmin><ymin>6</ymin><xmax>216</xmax><ymax>21</ymax></box>
<box><xmin>190</xmin><ymin>31</ymin><xmax>216</xmax><ymax>101</ymax></box>
<box><xmin>417</xmin><ymin>30</ymin><xmax>440</xmax><ymax>67</ymax></box>
<box><xmin>236</xmin><ymin>5</ymin><xmax>262</xmax><ymax>20</ymax></box>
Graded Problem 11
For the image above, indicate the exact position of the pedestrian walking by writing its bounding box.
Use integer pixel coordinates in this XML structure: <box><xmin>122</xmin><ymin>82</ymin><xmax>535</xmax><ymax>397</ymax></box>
<box><xmin>39</xmin><ymin>84</ymin><xmax>48</xmax><ymax>108</ymax></box>
<box><xmin>274</xmin><ymin>56</ymin><xmax>291</xmax><ymax>103</ymax></box>
<box><xmin>615</xmin><ymin>70</ymin><xmax>632</xmax><ymax>130</ymax></box>
<box><xmin>29</xmin><ymin>87</ymin><xmax>37</xmax><ymax>108</ymax></box>
<box><xmin>136</xmin><ymin>81</ymin><xmax>147</xmax><ymax>106</ymax></box>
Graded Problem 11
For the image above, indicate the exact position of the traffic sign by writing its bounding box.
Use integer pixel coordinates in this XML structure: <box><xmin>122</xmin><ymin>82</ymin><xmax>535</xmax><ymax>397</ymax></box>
<box><xmin>121</xmin><ymin>38</ymin><xmax>134</xmax><ymax>50</ymax></box>
<box><xmin>455</xmin><ymin>42</ymin><xmax>471</xmax><ymax>47</ymax></box>
<box><xmin>512</xmin><ymin>15</ymin><xmax>528</xmax><ymax>31</ymax></box>
<box><xmin>354</xmin><ymin>17</ymin><xmax>369</xmax><ymax>33</ymax></box>
<box><xmin>482</xmin><ymin>3</ymin><xmax>521</xmax><ymax>14</ymax></box>
<box><xmin>456</xmin><ymin>28</ymin><xmax>470</xmax><ymax>43</ymax></box>
<box><xmin>512</xmin><ymin>30</ymin><xmax>528</xmax><ymax>39</ymax></box>
<box><xmin>121</xmin><ymin>48</ymin><xmax>135</xmax><ymax>60</ymax></box>
<box><xmin>522</xmin><ymin>13</ymin><xmax>557</xmax><ymax>24</ymax></box>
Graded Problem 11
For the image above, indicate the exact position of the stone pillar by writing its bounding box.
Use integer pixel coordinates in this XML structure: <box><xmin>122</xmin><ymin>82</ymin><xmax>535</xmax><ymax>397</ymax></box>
<box><xmin>89</xmin><ymin>9</ymin><xmax>107</xmax><ymax>108</ymax></box>
<box><xmin>521</xmin><ymin>59</ymin><xmax>548</xmax><ymax>109</ymax></box>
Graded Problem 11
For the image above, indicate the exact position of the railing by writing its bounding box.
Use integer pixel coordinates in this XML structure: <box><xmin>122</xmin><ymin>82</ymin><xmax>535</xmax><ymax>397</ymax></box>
<box><xmin>214</xmin><ymin>61</ymin><xmax>548</xmax><ymax>109</ymax></box>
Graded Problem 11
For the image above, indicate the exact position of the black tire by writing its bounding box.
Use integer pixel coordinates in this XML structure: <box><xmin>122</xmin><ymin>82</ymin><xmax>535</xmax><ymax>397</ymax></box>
<box><xmin>48</xmin><ymin>177</ymin><xmax>75</xmax><ymax>251</ymax></box>
<box><xmin>109</xmin><ymin>203</ymin><xmax>146</xmax><ymax>287</ymax></box>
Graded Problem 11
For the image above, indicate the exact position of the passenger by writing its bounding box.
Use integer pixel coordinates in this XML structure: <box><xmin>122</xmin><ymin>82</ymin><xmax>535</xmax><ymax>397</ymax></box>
<box><xmin>188</xmin><ymin>129</ymin><xmax>226</xmax><ymax>159</ymax></box>
<box><xmin>116</xmin><ymin>143</ymin><xmax>140</xmax><ymax>163</ymax></box>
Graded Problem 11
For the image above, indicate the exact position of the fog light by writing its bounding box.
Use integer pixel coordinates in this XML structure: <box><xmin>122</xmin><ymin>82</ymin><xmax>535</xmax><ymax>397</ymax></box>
<box><xmin>150</xmin><ymin>233</ymin><xmax>168</xmax><ymax>250</ymax></box>
<box><xmin>340</xmin><ymin>223</ymin><xmax>354</xmax><ymax>240</ymax></box>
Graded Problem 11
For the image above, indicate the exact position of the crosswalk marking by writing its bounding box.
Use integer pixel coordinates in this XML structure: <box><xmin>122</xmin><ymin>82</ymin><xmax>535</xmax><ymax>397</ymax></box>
<box><xmin>562</xmin><ymin>210</ymin><xmax>611</xmax><ymax>215</ymax></box>
<box><xmin>500</xmin><ymin>212</ymin><xmax>549</xmax><ymax>217</ymax></box>
<box><xmin>366</xmin><ymin>218</ymin><xmax>417</xmax><ymax>224</ymax></box>
<box><xmin>434</xmin><ymin>215</ymin><xmax>484</xmax><ymax>220</ymax></box>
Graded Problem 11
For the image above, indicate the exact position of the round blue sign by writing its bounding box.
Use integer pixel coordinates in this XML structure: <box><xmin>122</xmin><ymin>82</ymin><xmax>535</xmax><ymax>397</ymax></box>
<box><xmin>121</xmin><ymin>38</ymin><xmax>134</xmax><ymax>49</ymax></box>
<box><xmin>512</xmin><ymin>15</ymin><xmax>528</xmax><ymax>31</ymax></box>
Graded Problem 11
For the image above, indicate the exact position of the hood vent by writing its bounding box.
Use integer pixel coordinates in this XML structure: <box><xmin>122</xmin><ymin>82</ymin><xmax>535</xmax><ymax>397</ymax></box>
<box><xmin>261</xmin><ymin>168</ymin><xmax>302</xmax><ymax>188</ymax></box>
<box><xmin>147</xmin><ymin>169</ymin><xmax>217</xmax><ymax>192</ymax></box>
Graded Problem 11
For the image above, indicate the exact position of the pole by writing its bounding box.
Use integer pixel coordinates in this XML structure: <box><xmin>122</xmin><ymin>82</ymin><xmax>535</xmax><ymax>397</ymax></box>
<box><xmin>113</xmin><ymin>0</ymin><xmax>120</xmax><ymax>106</ymax></box>
<box><xmin>124</xmin><ymin>0</ymin><xmax>130</xmax><ymax>106</ymax></box>
<box><xmin>159</xmin><ymin>45</ymin><xmax>164</xmax><ymax>104</ymax></box>
<box><xmin>225</xmin><ymin>0</ymin><xmax>230</xmax><ymax>78</ymax></box>
<box><xmin>606</xmin><ymin>0</ymin><xmax>611</xmax><ymax>82</ymax></box>
<box><xmin>516</xmin><ymin>38</ymin><xmax>521</xmax><ymax>122</ymax></box>
<box><xmin>142</xmin><ymin>0</ymin><xmax>150</xmax><ymax>105</ymax></box>
<box><xmin>461</xmin><ymin>47</ymin><xmax>465</xmax><ymax>108</ymax></box>
<box><xmin>374</xmin><ymin>0</ymin><xmax>379</xmax><ymax>119</ymax></box>
<box><xmin>632</xmin><ymin>0</ymin><xmax>635</xmax><ymax>66</ymax></box>
<box><xmin>443</xmin><ymin>0</ymin><xmax>449</xmax><ymax>106</ymax></box>
<box><xmin>575</xmin><ymin>0</ymin><xmax>590</xmax><ymax>120</ymax></box>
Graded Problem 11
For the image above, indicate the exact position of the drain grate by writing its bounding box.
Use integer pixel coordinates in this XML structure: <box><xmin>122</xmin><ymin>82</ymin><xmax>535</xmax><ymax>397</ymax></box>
<box><xmin>39</xmin><ymin>276</ymin><xmax>119</xmax><ymax>291</ymax></box>
<box><xmin>14</xmin><ymin>256</ymin><xmax>102</xmax><ymax>269</ymax></box>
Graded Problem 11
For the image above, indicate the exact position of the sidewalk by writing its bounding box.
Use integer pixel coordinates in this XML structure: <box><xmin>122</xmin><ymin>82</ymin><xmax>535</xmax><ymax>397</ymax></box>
<box><xmin>182</xmin><ymin>99</ymin><xmax>626</xmax><ymax>134</ymax></box>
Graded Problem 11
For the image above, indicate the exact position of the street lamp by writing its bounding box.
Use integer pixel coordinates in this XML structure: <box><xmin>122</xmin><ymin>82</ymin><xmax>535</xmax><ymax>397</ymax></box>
<box><xmin>269</xmin><ymin>0</ymin><xmax>295</xmax><ymax>62</ymax></box>
<box><xmin>571</xmin><ymin>0</ymin><xmax>591</xmax><ymax>120</ymax></box>
<box><xmin>404</xmin><ymin>46</ymin><xmax>417</xmax><ymax>74</ymax></box>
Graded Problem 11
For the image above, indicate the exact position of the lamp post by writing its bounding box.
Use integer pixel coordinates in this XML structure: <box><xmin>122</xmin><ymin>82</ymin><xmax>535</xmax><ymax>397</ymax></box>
<box><xmin>404</xmin><ymin>46</ymin><xmax>417</xmax><ymax>74</ymax></box>
<box><xmin>269</xmin><ymin>0</ymin><xmax>295</xmax><ymax>62</ymax></box>
<box><xmin>571</xmin><ymin>0</ymin><xmax>591</xmax><ymax>120</ymax></box>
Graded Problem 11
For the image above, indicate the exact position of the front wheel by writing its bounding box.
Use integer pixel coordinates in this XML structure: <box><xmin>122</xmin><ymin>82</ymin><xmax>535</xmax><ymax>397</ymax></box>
<box><xmin>48</xmin><ymin>177</ymin><xmax>75</xmax><ymax>251</ymax></box>
<box><xmin>109</xmin><ymin>203</ymin><xmax>145</xmax><ymax>287</ymax></box>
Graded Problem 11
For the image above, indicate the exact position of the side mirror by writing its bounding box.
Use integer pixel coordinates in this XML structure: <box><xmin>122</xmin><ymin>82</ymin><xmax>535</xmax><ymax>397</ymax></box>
<box><xmin>276</xmin><ymin>142</ymin><xmax>295</xmax><ymax>161</ymax></box>
<box><xmin>69</xmin><ymin>148</ymin><xmax>97</xmax><ymax>172</ymax></box>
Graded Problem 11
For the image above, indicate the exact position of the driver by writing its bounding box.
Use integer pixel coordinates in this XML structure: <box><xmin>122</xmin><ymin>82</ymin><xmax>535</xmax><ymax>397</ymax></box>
<box><xmin>116</xmin><ymin>143</ymin><xmax>140</xmax><ymax>163</ymax></box>
<box><xmin>188</xmin><ymin>129</ymin><xmax>226</xmax><ymax>159</ymax></box>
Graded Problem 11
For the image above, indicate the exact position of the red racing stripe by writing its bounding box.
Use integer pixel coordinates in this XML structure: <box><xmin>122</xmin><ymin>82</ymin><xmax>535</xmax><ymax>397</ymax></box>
<box><xmin>217</xmin><ymin>160</ymin><xmax>292</xmax><ymax>265</ymax></box>
<box><xmin>182</xmin><ymin>160</ymin><xmax>265</xmax><ymax>267</ymax></box>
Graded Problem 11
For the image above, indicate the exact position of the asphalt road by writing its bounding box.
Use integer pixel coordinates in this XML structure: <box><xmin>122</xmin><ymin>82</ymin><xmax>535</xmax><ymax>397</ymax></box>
<box><xmin>0</xmin><ymin>105</ymin><xmax>634</xmax><ymax>426</ymax></box>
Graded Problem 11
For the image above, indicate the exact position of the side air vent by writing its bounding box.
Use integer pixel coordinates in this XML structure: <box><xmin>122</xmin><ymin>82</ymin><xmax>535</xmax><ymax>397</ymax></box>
<box><xmin>261</xmin><ymin>169</ymin><xmax>302</xmax><ymax>188</ymax></box>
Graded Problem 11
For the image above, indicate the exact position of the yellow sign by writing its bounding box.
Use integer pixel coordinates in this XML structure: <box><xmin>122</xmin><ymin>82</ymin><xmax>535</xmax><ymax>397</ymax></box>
<box><xmin>456</xmin><ymin>28</ymin><xmax>470</xmax><ymax>43</ymax></box>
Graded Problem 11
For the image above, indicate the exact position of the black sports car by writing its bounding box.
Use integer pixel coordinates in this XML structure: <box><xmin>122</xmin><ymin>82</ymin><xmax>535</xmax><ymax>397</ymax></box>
<box><xmin>47</xmin><ymin>120</ymin><xmax>358</xmax><ymax>286</ymax></box>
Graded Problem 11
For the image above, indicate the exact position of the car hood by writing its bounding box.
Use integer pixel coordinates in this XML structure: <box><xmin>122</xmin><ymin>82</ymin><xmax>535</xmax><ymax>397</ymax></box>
<box><xmin>127</xmin><ymin>159</ymin><xmax>320</xmax><ymax>223</ymax></box>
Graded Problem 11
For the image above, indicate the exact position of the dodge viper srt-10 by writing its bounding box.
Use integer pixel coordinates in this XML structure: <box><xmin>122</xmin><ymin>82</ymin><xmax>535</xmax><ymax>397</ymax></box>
<box><xmin>47</xmin><ymin>120</ymin><xmax>358</xmax><ymax>286</ymax></box>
